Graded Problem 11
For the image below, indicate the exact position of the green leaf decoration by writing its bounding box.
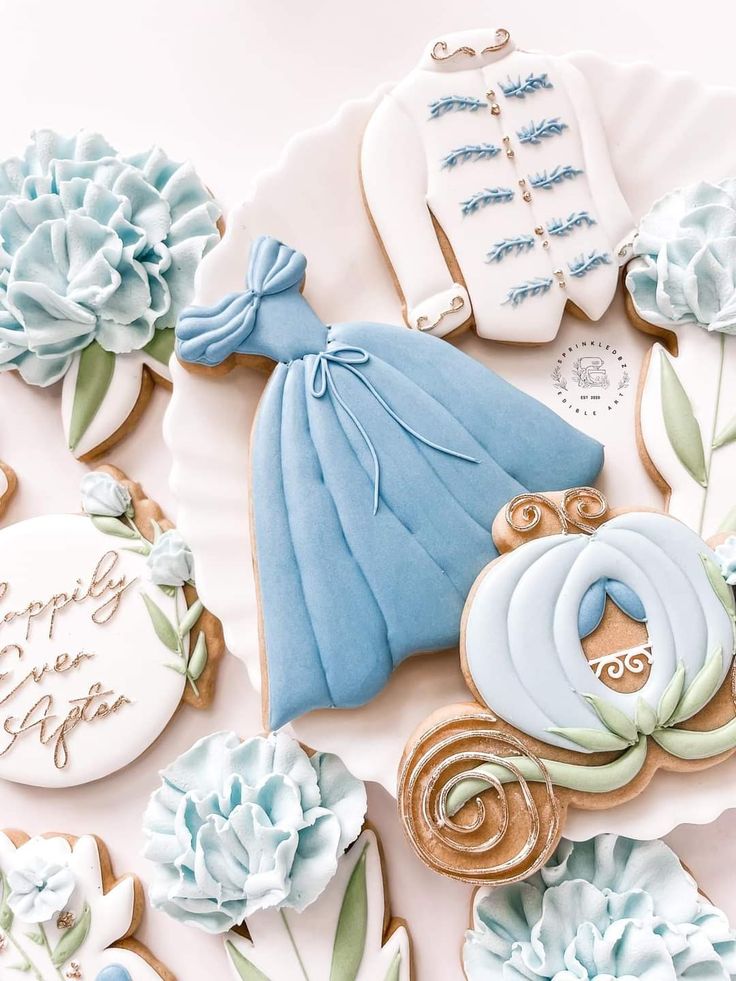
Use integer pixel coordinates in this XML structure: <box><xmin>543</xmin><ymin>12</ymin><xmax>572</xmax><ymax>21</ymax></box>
<box><xmin>123</xmin><ymin>543</ymin><xmax>152</xmax><ymax>556</ymax></box>
<box><xmin>700</xmin><ymin>553</ymin><xmax>736</xmax><ymax>622</ymax></box>
<box><xmin>669</xmin><ymin>646</ymin><xmax>725</xmax><ymax>725</ymax></box>
<box><xmin>25</xmin><ymin>930</ymin><xmax>44</xmax><ymax>946</ymax></box>
<box><xmin>225</xmin><ymin>940</ymin><xmax>271</xmax><ymax>981</ymax></box>
<box><xmin>150</xmin><ymin>519</ymin><xmax>164</xmax><ymax>542</ymax></box>
<box><xmin>142</xmin><ymin>594</ymin><xmax>180</xmax><ymax>652</ymax></box>
<box><xmin>187</xmin><ymin>632</ymin><xmax>208</xmax><ymax>681</ymax></box>
<box><xmin>385</xmin><ymin>952</ymin><xmax>402</xmax><ymax>981</ymax></box>
<box><xmin>0</xmin><ymin>871</ymin><xmax>13</xmax><ymax>931</ymax></box>
<box><xmin>582</xmin><ymin>694</ymin><xmax>638</xmax><ymax>743</ymax></box>
<box><xmin>178</xmin><ymin>598</ymin><xmax>204</xmax><ymax>638</ymax></box>
<box><xmin>166</xmin><ymin>661</ymin><xmax>188</xmax><ymax>675</ymax></box>
<box><xmin>719</xmin><ymin>505</ymin><xmax>736</xmax><ymax>534</ymax></box>
<box><xmin>657</xmin><ymin>662</ymin><xmax>686</xmax><ymax>726</ymax></box>
<box><xmin>91</xmin><ymin>516</ymin><xmax>138</xmax><ymax>539</ymax></box>
<box><xmin>547</xmin><ymin>726</ymin><xmax>631</xmax><ymax>752</ymax></box>
<box><xmin>659</xmin><ymin>349</ymin><xmax>707</xmax><ymax>487</ymax></box>
<box><xmin>330</xmin><ymin>844</ymin><xmax>369</xmax><ymax>981</ymax></box>
<box><xmin>51</xmin><ymin>902</ymin><xmax>91</xmax><ymax>966</ymax></box>
<box><xmin>68</xmin><ymin>342</ymin><xmax>116</xmax><ymax>451</ymax></box>
<box><xmin>143</xmin><ymin>327</ymin><xmax>176</xmax><ymax>366</ymax></box>
<box><xmin>713</xmin><ymin>411</ymin><xmax>736</xmax><ymax>449</ymax></box>
<box><xmin>634</xmin><ymin>698</ymin><xmax>658</xmax><ymax>736</ymax></box>
<box><xmin>159</xmin><ymin>584</ymin><xmax>178</xmax><ymax>598</ymax></box>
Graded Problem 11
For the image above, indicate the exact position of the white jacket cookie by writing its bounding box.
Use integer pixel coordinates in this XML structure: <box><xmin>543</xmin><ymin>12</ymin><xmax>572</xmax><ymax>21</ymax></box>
<box><xmin>361</xmin><ymin>28</ymin><xmax>634</xmax><ymax>342</ymax></box>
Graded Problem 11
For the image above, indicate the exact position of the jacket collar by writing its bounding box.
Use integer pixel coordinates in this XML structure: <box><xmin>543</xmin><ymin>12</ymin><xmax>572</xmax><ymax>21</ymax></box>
<box><xmin>419</xmin><ymin>28</ymin><xmax>515</xmax><ymax>72</ymax></box>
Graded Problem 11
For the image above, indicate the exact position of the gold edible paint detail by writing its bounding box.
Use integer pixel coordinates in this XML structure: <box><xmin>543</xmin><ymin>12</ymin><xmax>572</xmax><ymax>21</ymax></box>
<box><xmin>505</xmin><ymin>487</ymin><xmax>607</xmax><ymax>537</ymax></box>
<box><xmin>0</xmin><ymin>550</ymin><xmax>136</xmax><ymax>770</ymax></box>
<box><xmin>431</xmin><ymin>40</ymin><xmax>477</xmax><ymax>62</ymax></box>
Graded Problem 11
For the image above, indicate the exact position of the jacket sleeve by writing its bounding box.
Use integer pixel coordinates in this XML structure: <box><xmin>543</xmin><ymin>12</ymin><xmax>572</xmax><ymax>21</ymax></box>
<box><xmin>361</xmin><ymin>91</ymin><xmax>470</xmax><ymax>337</ymax></box>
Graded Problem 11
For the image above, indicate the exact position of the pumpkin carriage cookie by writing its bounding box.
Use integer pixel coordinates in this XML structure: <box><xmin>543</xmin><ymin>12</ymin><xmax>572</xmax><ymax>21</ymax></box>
<box><xmin>361</xmin><ymin>28</ymin><xmax>633</xmax><ymax>343</ymax></box>
<box><xmin>0</xmin><ymin>466</ymin><xmax>223</xmax><ymax>788</ymax></box>
<box><xmin>174</xmin><ymin>234</ymin><xmax>604</xmax><ymax>729</ymax></box>
<box><xmin>0</xmin><ymin>831</ymin><xmax>172</xmax><ymax>979</ymax></box>
<box><xmin>399</xmin><ymin>488</ymin><xmax>736</xmax><ymax>885</ymax></box>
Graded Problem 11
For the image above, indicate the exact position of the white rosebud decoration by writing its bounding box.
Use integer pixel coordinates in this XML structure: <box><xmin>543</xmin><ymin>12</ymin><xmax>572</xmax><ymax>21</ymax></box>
<box><xmin>7</xmin><ymin>836</ymin><xmax>76</xmax><ymax>923</ymax></box>
<box><xmin>80</xmin><ymin>471</ymin><xmax>132</xmax><ymax>518</ymax></box>
<box><xmin>147</xmin><ymin>529</ymin><xmax>195</xmax><ymax>587</ymax></box>
<box><xmin>716</xmin><ymin>535</ymin><xmax>736</xmax><ymax>586</ymax></box>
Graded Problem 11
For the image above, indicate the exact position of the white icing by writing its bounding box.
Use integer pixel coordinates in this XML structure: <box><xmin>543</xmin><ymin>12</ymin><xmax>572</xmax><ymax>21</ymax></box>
<box><xmin>224</xmin><ymin>829</ymin><xmax>411</xmax><ymax>981</ymax></box>
<box><xmin>61</xmin><ymin>349</ymin><xmax>172</xmax><ymax>460</ymax></box>
<box><xmin>463</xmin><ymin>512</ymin><xmax>734</xmax><ymax>750</ymax></box>
<box><xmin>0</xmin><ymin>470</ymin><xmax>8</xmax><ymax>501</ymax></box>
<box><xmin>0</xmin><ymin>514</ymin><xmax>186</xmax><ymax>788</ymax></box>
<box><xmin>361</xmin><ymin>30</ymin><xmax>634</xmax><ymax>343</ymax></box>
<box><xmin>408</xmin><ymin>282</ymin><xmax>470</xmax><ymax>336</ymax></box>
<box><xmin>0</xmin><ymin>833</ymin><xmax>165</xmax><ymax>980</ymax></box>
<box><xmin>638</xmin><ymin>325</ymin><xmax>736</xmax><ymax>538</ymax></box>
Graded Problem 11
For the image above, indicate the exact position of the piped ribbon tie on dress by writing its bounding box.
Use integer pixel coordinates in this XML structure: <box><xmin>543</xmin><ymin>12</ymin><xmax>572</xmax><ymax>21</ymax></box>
<box><xmin>307</xmin><ymin>343</ymin><xmax>478</xmax><ymax>514</ymax></box>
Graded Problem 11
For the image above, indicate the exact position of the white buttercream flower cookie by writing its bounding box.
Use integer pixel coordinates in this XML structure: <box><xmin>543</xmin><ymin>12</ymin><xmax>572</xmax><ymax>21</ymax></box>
<box><xmin>0</xmin><ymin>831</ymin><xmax>172</xmax><ymax>980</ymax></box>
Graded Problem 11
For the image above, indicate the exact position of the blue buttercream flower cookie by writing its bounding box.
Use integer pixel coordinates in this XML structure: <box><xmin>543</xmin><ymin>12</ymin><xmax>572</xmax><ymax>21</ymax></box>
<box><xmin>464</xmin><ymin>834</ymin><xmax>736</xmax><ymax>980</ymax></box>
<box><xmin>175</xmin><ymin>234</ymin><xmax>605</xmax><ymax>730</ymax></box>
<box><xmin>0</xmin><ymin>129</ymin><xmax>221</xmax><ymax>459</ymax></box>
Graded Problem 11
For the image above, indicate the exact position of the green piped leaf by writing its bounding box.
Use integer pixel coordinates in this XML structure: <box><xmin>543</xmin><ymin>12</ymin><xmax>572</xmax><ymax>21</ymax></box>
<box><xmin>25</xmin><ymin>931</ymin><xmax>44</xmax><ymax>946</ymax></box>
<box><xmin>51</xmin><ymin>902</ymin><xmax>90</xmax><ymax>966</ymax></box>
<box><xmin>142</xmin><ymin>594</ymin><xmax>179</xmax><ymax>652</ymax></box>
<box><xmin>701</xmin><ymin>553</ymin><xmax>736</xmax><ymax>622</ymax></box>
<box><xmin>225</xmin><ymin>940</ymin><xmax>271</xmax><ymax>981</ymax></box>
<box><xmin>634</xmin><ymin>698</ymin><xmax>658</xmax><ymax>735</ymax></box>
<box><xmin>719</xmin><ymin>506</ymin><xmax>736</xmax><ymax>534</ymax></box>
<box><xmin>669</xmin><ymin>647</ymin><xmax>724</xmax><ymax>726</ymax></box>
<box><xmin>582</xmin><ymin>694</ymin><xmax>638</xmax><ymax>743</ymax></box>
<box><xmin>657</xmin><ymin>662</ymin><xmax>686</xmax><ymax>726</ymax></box>
<box><xmin>547</xmin><ymin>726</ymin><xmax>631</xmax><ymax>752</ymax></box>
<box><xmin>713</xmin><ymin>411</ymin><xmax>736</xmax><ymax>449</ymax></box>
<box><xmin>178</xmin><ymin>599</ymin><xmax>204</xmax><ymax>638</ymax></box>
<box><xmin>330</xmin><ymin>844</ymin><xmax>369</xmax><ymax>981</ymax></box>
<box><xmin>91</xmin><ymin>515</ymin><xmax>138</xmax><ymax>539</ymax></box>
<box><xmin>385</xmin><ymin>952</ymin><xmax>402</xmax><ymax>981</ymax></box>
<box><xmin>187</xmin><ymin>632</ymin><xmax>208</xmax><ymax>681</ymax></box>
<box><xmin>659</xmin><ymin>349</ymin><xmax>707</xmax><ymax>486</ymax></box>
<box><xmin>653</xmin><ymin>715</ymin><xmax>736</xmax><ymax>760</ymax></box>
<box><xmin>143</xmin><ymin>327</ymin><xmax>176</xmax><ymax>365</ymax></box>
<box><xmin>68</xmin><ymin>342</ymin><xmax>116</xmax><ymax>451</ymax></box>
<box><xmin>0</xmin><ymin>872</ymin><xmax>13</xmax><ymax>931</ymax></box>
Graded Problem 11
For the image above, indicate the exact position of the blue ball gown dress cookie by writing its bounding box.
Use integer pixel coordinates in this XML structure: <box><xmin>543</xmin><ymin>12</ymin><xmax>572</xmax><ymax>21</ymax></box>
<box><xmin>176</xmin><ymin>236</ymin><xmax>604</xmax><ymax>728</ymax></box>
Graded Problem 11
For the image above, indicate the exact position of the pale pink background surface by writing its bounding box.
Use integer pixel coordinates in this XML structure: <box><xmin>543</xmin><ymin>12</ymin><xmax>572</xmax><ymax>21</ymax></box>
<box><xmin>1</xmin><ymin>2</ymin><xmax>735</xmax><ymax>979</ymax></box>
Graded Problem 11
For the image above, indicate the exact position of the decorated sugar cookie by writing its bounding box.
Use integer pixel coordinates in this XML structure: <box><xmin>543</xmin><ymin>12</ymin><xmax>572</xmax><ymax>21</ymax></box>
<box><xmin>174</xmin><ymin>234</ymin><xmax>604</xmax><ymax>728</ymax></box>
<box><xmin>463</xmin><ymin>835</ymin><xmax>736</xmax><ymax>979</ymax></box>
<box><xmin>0</xmin><ymin>130</ymin><xmax>221</xmax><ymax>459</ymax></box>
<box><xmin>0</xmin><ymin>831</ymin><xmax>172</xmax><ymax>980</ymax></box>
<box><xmin>224</xmin><ymin>828</ymin><xmax>411</xmax><ymax>981</ymax></box>
<box><xmin>399</xmin><ymin>488</ymin><xmax>736</xmax><ymax>885</ymax></box>
<box><xmin>0</xmin><ymin>466</ymin><xmax>222</xmax><ymax>787</ymax></box>
<box><xmin>626</xmin><ymin>178</ymin><xmax>736</xmax><ymax>539</ymax></box>
<box><xmin>0</xmin><ymin>462</ymin><xmax>16</xmax><ymax>519</ymax></box>
<box><xmin>361</xmin><ymin>28</ymin><xmax>633</xmax><ymax>343</ymax></box>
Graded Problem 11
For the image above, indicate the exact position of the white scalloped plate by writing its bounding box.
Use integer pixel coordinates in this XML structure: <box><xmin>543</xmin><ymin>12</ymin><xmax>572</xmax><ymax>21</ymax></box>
<box><xmin>166</xmin><ymin>53</ymin><xmax>736</xmax><ymax>842</ymax></box>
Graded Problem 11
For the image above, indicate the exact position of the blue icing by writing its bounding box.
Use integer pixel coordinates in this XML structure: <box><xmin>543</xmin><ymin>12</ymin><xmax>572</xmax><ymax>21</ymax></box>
<box><xmin>0</xmin><ymin>129</ymin><xmax>220</xmax><ymax>387</ymax></box>
<box><xmin>499</xmin><ymin>73</ymin><xmax>553</xmax><ymax>98</ymax></box>
<box><xmin>569</xmin><ymin>250</ymin><xmax>612</xmax><ymax>278</ymax></box>
<box><xmin>95</xmin><ymin>968</ymin><xmax>132</xmax><ymax>981</ymax></box>
<box><xmin>529</xmin><ymin>165</ymin><xmax>583</xmax><ymax>190</ymax></box>
<box><xmin>428</xmin><ymin>96</ymin><xmax>484</xmax><ymax>119</ymax></box>
<box><xmin>176</xmin><ymin>236</ymin><xmax>605</xmax><ymax>728</ymax></box>
<box><xmin>579</xmin><ymin>577</ymin><xmax>647</xmax><ymax>638</ymax></box>
<box><xmin>517</xmin><ymin>118</ymin><xmax>568</xmax><ymax>145</ymax></box>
